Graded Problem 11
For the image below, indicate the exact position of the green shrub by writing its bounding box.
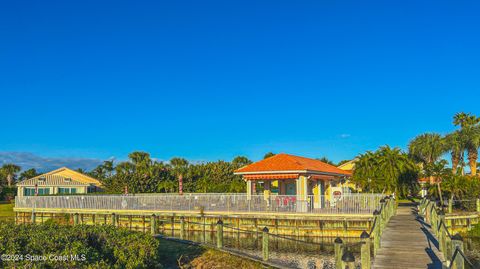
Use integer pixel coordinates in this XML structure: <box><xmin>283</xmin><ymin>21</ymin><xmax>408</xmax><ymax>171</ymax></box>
<box><xmin>0</xmin><ymin>223</ymin><xmax>161</xmax><ymax>268</ymax></box>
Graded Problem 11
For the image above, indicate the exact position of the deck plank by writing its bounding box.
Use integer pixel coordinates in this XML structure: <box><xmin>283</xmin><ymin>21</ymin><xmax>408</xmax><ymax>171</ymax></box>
<box><xmin>372</xmin><ymin>204</ymin><xmax>444</xmax><ymax>269</ymax></box>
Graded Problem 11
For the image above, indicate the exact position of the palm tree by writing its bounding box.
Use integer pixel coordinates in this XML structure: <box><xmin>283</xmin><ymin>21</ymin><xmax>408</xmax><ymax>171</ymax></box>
<box><xmin>444</xmin><ymin>131</ymin><xmax>466</xmax><ymax>174</ymax></box>
<box><xmin>317</xmin><ymin>157</ymin><xmax>335</xmax><ymax>165</ymax></box>
<box><xmin>408</xmin><ymin>133</ymin><xmax>446</xmax><ymax>165</ymax></box>
<box><xmin>353</xmin><ymin>151</ymin><xmax>379</xmax><ymax>192</ymax></box>
<box><xmin>408</xmin><ymin>133</ymin><xmax>447</xmax><ymax>199</ymax></box>
<box><xmin>1</xmin><ymin>164</ymin><xmax>21</xmax><ymax>187</ymax></box>
<box><xmin>231</xmin><ymin>156</ymin><xmax>252</xmax><ymax>168</ymax></box>
<box><xmin>19</xmin><ymin>168</ymin><xmax>39</xmax><ymax>181</ymax></box>
<box><xmin>453</xmin><ymin>112</ymin><xmax>480</xmax><ymax>128</ymax></box>
<box><xmin>376</xmin><ymin>146</ymin><xmax>416</xmax><ymax>194</ymax></box>
<box><xmin>170</xmin><ymin>158</ymin><xmax>189</xmax><ymax>194</ymax></box>
<box><xmin>263</xmin><ymin>152</ymin><xmax>275</xmax><ymax>159</ymax></box>
<box><xmin>462</xmin><ymin>126</ymin><xmax>480</xmax><ymax>176</ymax></box>
<box><xmin>442</xmin><ymin>173</ymin><xmax>467</xmax><ymax>212</ymax></box>
<box><xmin>353</xmin><ymin>146</ymin><xmax>417</xmax><ymax>195</ymax></box>
<box><xmin>424</xmin><ymin>160</ymin><xmax>450</xmax><ymax>206</ymax></box>
<box><xmin>452</xmin><ymin>112</ymin><xmax>480</xmax><ymax>176</ymax></box>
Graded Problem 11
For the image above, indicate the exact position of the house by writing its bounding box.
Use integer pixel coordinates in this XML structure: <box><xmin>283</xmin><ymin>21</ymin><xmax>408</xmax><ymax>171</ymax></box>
<box><xmin>337</xmin><ymin>159</ymin><xmax>356</xmax><ymax>173</ymax></box>
<box><xmin>16</xmin><ymin>167</ymin><xmax>103</xmax><ymax>196</ymax></box>
<box><xmin>234</xmin><ymin>153</ymin><xmax>351</xmax><ymax>211</ymax></box>
<box><xmin>337</xmin><ymin>159</ymin><xmax>360</xmax><ymax>191</ymax></box>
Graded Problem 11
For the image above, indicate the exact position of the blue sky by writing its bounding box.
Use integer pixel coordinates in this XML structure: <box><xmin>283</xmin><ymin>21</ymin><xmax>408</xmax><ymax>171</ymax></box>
<box><xmin>1</xmin><ymin>0</ymin><xmax>479</xmax><ymax>167</ymax></box>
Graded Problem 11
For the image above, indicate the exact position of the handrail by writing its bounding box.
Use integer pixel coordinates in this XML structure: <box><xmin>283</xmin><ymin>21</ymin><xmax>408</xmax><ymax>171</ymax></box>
<box><xmin>421</xmin><ymin>198</ymin><xmax>475</xmax><ymax>269</ymax></box>
<box><xmin>449</xmin><ymin>246</ymin><xmax>474</xmax><ymax>269</ymax></box>
<box><xmin>369</xmin><ymin>217</ymin><xmax>377</xmax><ymax>235</ymax></box>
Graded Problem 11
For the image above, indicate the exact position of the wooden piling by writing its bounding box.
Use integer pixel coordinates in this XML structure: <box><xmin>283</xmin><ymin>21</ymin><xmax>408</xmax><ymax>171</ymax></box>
<box><xmin>150</xmin><ymin>214</ymin><xmax>157</xmax><ymax>235</ymax></box>
<box><xmin>74</xmin><ymin>213</ymin><xmax>79</xmax><ymax>225</ymax></box>
<box><xmin>448</xmin><ymin>198</ymin><xmax>453</xmax><ymax>214</ymax></box>
<box><xmin>180</xmin><ymin>217</ymin><xmax>186</xmax><ymax>240</ymax></box>
<box><xmin>451</xmin><ymin>234</ymin><xmax>464</xmax><ymax>269</ymax></box>
<box><xmin>111</xmin><ymin>213</ymin><xmax>116</xmax><ymax>226</ymax></box>
<box><xmin>31</xmin><ymin>212</ymin><xmax>36</xmax><ymax>224</ymax></box>
<box><xmin>360</xmin><ymin>231</ymin><xmax>371</xmax><ymax>269</ymax></box>
<box><xmin>262</xmin><ymin>226</ymin><xmax>269</xmax><ymax>261</ymax></box>
<box><xmin>216</xmin><ymin>219</ymin><xmax>223</xmax><ymax>249</ymax></box>
<box><xmin>438</xmin><ymin>211</ymin><xmax>446</xmax><ymax>253</ymax></box>
<box><xmin>373</xmin><ymin>210</ymin><xmax>381</xmax><ymax>253</ymax></box>
<box><xmin>334</xmin><ymin>237</ymin><xmax>343</xmax><ymax>269</ymax></box>
<box><xmin>342</xmin><ymin>249</ymin><xmax>355</xmax><ymax>269</ymax></box>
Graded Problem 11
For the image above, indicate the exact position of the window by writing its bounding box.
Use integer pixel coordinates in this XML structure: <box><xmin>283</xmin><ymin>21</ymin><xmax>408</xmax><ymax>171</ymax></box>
<box><xmin>24</xmin><ymin>188</ymin><xmax>50</xmax><ymax>196</ymax></box>
<box><xmin>38</xmin><ymin>188</ymin><xmax>50</xmax><ymax>195</ymax></box>
<box><xmin>24</xmin><ymin>188</ymin><xmax>35</xmax><ymax>196</ymax></box>
<box><xmin>58</xmin><ymin>188</ymin><xmax>77</xmax><ymax>194</ymax></box>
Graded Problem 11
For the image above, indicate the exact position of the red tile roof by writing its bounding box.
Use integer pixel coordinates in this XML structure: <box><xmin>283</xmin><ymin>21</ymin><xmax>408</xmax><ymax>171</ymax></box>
<box><xmin>235</xmin><ymin>153</ymin><xmax>351</xmax><ymax>176</ymax></box>
<box><xmin>243</xmin><ymin>174</ymin><xmax>300</xmax><ymax>180</ymax></box>
<box><xmin>418</xmin><ymin>177</ymin><xmax>441</xmax><ymax>183</ymax></box>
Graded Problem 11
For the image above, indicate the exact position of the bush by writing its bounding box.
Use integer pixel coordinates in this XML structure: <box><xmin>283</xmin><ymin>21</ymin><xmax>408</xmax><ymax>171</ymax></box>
<box><xmin>0</xmin><ymin>187</ymin><xmax>17</xmax><ymax>201</ymax></box>
<box><xmin>0</xmin><ymin>223</ymin><xmax>161</xmax><ymax>268</ymax></box>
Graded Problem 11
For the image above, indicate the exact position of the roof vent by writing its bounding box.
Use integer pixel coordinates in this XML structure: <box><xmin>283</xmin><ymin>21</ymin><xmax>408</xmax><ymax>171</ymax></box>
<box><xmin>64</xmin><ymin>178</ymin><xmax>72</xmax><ymax>182</ymax></box>
<box><xmin>38</xmin><ymin>177</ymin><xmax>46</xmax><ymax>181</ymax></box>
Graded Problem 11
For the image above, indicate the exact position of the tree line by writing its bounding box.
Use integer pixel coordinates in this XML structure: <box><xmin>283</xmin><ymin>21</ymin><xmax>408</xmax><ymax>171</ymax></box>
<box><xmin>0</xmin><ymin>151</ymin><xmax>351</xmax><ymax>197</ymax></box>
<box><xmin>352</xmin><ymin>112</ymin><xmax>480</xmax><ymax>200</ymax></box>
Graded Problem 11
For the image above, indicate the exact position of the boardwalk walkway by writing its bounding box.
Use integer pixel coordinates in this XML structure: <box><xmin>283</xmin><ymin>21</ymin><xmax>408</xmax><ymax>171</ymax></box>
<box><xmin>373</xmin><ymin>203</ymin><xmax>444</xmax><ymax>269</ymax></box>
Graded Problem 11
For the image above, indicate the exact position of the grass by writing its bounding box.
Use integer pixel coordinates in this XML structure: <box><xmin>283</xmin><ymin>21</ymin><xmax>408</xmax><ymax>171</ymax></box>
<box><xmin>0</xmin><ymin>202</ymin><xmax>14</xmax><ymax>218</ymax></box>
<box><xmin>188</xmin><ymin>249</ymin><xmax>265</xmax><ymax>269</ymax></box>
<box><xmin>157</xmin><ymin>238</ymin><xmax>266</xmax><ymax>269</ymax></box>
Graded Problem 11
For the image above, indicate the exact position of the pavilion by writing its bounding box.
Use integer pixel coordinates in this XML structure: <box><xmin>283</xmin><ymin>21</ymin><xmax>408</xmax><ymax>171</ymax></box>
<box><xmin>234</xmin><ymin>153</ymin><xmax>352</xmax><ymax>211</ymax></box>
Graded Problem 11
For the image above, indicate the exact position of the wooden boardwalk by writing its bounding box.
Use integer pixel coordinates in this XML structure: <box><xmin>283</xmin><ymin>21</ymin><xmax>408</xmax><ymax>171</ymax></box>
<box><xmin>373</xmin><ymin>204</ymin><xmax>444</xmax><ymax>269</ymax></box>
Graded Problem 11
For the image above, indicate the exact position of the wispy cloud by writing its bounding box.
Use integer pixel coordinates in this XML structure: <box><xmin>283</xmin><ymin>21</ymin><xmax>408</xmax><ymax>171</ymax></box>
<box><xmin>340</xmin><ymin>134</ymin><xmax>351</xmax><ymax>138</ymax></box>
<box><xmin>0</xmin><ymin>152</ymin><xmax>103</xmax><ymax>172</ymax></box>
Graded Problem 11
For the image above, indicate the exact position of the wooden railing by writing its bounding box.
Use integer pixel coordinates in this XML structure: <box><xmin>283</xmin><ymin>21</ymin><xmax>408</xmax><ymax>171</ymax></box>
<box><xmin>334</xmin><ymin>195</ymin><xmax>397</xmax><ymax>269</ymax></box>
<box><xmin>419</xmin><ymin>198</ymin><xmax>475</xmax><ymax>269</ymax></box>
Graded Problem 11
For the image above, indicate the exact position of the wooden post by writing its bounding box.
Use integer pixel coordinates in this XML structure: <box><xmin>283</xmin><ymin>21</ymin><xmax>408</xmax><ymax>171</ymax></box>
<box><xmin>15</xmin><ymin>212</ymin><xmax>18</xmax><ymax>225</ymax></box>
<box><xmin>448</xmin><ymin>198</ymin><xmax>453</xmax><ymax>214</ymax></box>
<box><xmin>476</xmin><ymin>199</ymin><xmax>480</xmax><ymax>213</ymax></box>
<box><xmin>379</xmin><ymin>199</ymin><xmax>386</xmax><ymax>234</ymax></box>
<box><xmin>438</xmin><ymin>210</ymin><xmax>446</xmax><ymax>253</ymax></box>
<box><xmin>451</xmin><ymin>234</ymin><xmax>464</xmax><ymax>269</ymax></box>
<box><xmin>111</xmin><ymin>213</ymin><xmax>116</xmax><ymax>226</ymax></box>
<box><xmin>262</xmin><ymin>227</ymin><xmax>269</xmax><ymax>261</ymax></box>
<box><xmin>360</xmin><ymin>231</ymin><xmax>371</xmax><ymax>269</ymax></box>
<box><xmin>431</xmin><ymin>208</ymin><xmax>438</xmax><ymax>236</ymax></box>
<box><xmin>142</xmin><ymin>216</ymin><xmax>146</xmax><ymax>233</ymax></box>
<box><xmin>334</xmin><ymin>237</ymin><xmax>343</xmax><ymax>269</ymax></box>
<box><xmin>216</xmin><ymin>220</ymin><xmax>223</xmax><ymax>249</ymax></box>
<box><xmin>92</xmin><ymin>214</ymin><xmax>96</xmax><ymax>225</ymax></box>
<box><xmin>150</xmin><ymin>214</ymin><xmax>157</xmax><ymax>235</ymax></box>
<box><xmin>424</xmin><ymin>200</ymin><xmax>430</xmax><ymax>222</ymax></box>
<box><xmin>74</xmin><ymin>213</ymin><xmax>79</xmax><ymax>225</ymax></box>
<box><xmin>129</xmin><ymin>216</ymin><xmax>133</xmax><ymax>230</ymax></box>
<box><xmin>384</xmin><ymin>197</ymin><xmax>390</xmax><ymax>220</ymax></box>
<box><xmin>180</xmin><ymin>217</ymin><xmax>186</xmax><ymax>240</ymax></box>
<box><xmin>31</xmin><ymin>212</ymin><xmax>36</xmax><ymax>224</ymax></box>
<box><xmin>342</xmin><ymin>249</ymin><xmax>355</xmax><ymax>269</ymax></box>
<box><xmin>104</xmin><ymin>215</ymin><xmax>107</xmax><ymax>225</ymax></box>
<box><xmin>373</xmin><ymin>210</ymin><xmax>381</xmax><ymax>254</ymax></box>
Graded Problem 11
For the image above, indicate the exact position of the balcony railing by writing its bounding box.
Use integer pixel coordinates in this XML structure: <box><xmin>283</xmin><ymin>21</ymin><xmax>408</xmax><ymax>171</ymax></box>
<box><xmin>15</xmin><ymin>193</ymin><xmax>384</xmax><ymax>215</ymax></box>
